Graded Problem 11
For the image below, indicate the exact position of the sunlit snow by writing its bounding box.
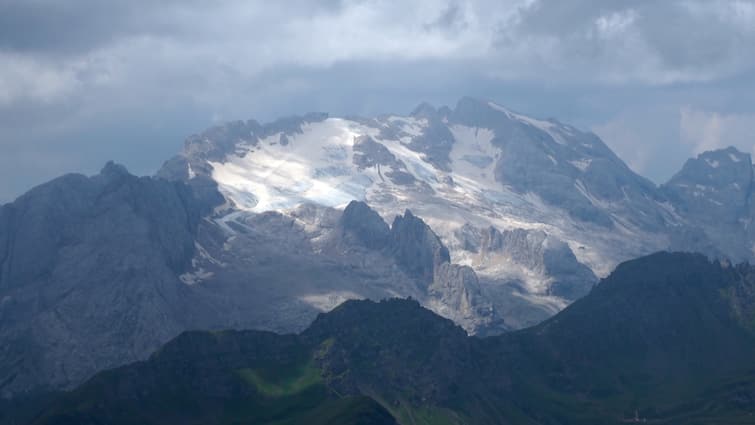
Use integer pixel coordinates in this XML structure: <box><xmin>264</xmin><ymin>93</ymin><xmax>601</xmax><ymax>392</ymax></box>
<box><xmin>205</xmin><ymin>112</ymin><xmax>666</xmax><ymax>288</ymax></box>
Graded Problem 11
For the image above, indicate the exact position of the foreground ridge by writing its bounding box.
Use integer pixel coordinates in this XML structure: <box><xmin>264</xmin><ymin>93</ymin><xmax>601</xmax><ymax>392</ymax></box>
<box><xmin>23</xmin><ymin>252</ymin><xmax>755</xmax><ymax>425</ymax></box>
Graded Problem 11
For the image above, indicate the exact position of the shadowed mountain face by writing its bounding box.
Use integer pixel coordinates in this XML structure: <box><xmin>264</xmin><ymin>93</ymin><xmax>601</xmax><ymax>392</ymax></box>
<box><xmin>0</xmin><ymin>162</ymin><xmax>213</xmax><ymax>398</ymax></box>
<box><xmin>0</xmin><ymin>171</ymin><xmax>503</xmax><ymax>398</ymax></box>
<box><xmin>27</xmin><ymin>253</ymin><xmax>755</xmax><ymax>425</ymax></box>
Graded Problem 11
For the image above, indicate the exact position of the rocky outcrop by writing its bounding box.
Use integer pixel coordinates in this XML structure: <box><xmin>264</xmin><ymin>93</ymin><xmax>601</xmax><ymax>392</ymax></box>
<box><xmin>338</xmin><ymin>201</ymin><xmax>391</xmax><ymax>250</ymax></box>
<box><xmin>462</xmin><ymin>226</ymin><xmax>597</xmax><ymax>300</ymax></box>
<box><xmin>384</xmin><ymin>209</ymin><xmax>504</xmax><ymax>333</ymax></box>
<box><xmin>664</xmin><ymin>147</ymin><xmax>752</xmax><ymax>220</ymax></box>
<box><xmin>389</xmin><ymin>210</ymin><xmax>450</xmax><ymax>283</ymax></box>
<box><xmin>406</xmin><ymin>105</ymin><xmax>456</xmax><ymax>172</ymax></box>
<box><xmin>337</xmin><ymin>203</ymin><xmax>505</xmax><ymax>333</ymax></box>
<box><xmin>352</xmin><ymin>136</ymin><xmax>400</xmax><ymax>170</ymax></box>
<box><xmin>429</xmin><ymin>263</ymin><xmax>503</xmax><ymax>335</ymax></box>
<box><xmin>663</xmin><ymin>147</ymin><xmax>755</xmax><ymax>263</ymax></box>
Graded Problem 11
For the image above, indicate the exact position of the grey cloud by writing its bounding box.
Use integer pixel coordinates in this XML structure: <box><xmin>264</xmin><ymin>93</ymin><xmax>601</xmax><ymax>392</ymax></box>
<box><xmin>0</xmin><ymin>0</ymin><xmax>347</xmax><ymax>55</ymax></box>
<box><xmin>513</xmin><ymin>0</ymin><xmax>650</xmax><ymax>33</ymax></box>
<box><xmin>679</xmin><ymin>107</ymin><xmax>755</xmax><ymax>156</ymax></box>
<box><xmin>425</xmin><ymin>1</ymin><xmax>467</xmax><ymax>31</ymax></box>
<box><xmin>492</xmin><ymin>0</ymin><xmax>755</xmax><ymax>82</ymax></box>
<box><xmin>0</xmin><ymin>0</ymin><xmax>754</xmax><ymax>201</ymax></box>
<box><xmin>640</xmin><ymin>2</ymin><xmax>754</xmax><ymax>71</ymax></box>
<box><xmin>0</xmin><ymin>1</ymin><xmax>182</xmax><ymax>55</ymax></box>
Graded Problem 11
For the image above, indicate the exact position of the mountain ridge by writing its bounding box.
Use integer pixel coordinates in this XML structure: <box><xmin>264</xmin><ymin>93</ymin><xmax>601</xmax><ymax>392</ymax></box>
<box><xmin>24</xmin><ymin>252</ymin><xmax>755</xmax><ymax>425</ymax></box>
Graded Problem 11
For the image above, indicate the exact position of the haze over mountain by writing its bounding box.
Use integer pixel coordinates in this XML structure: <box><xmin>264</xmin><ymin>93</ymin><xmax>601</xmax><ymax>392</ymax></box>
<box><xmin>2</xmin><ymin>97</ymin><xmax>755</xmax><ymax>402</ymax></box>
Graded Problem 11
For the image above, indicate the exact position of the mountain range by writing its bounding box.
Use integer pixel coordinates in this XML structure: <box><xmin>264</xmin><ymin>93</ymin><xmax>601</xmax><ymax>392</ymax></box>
<box><xmin>2</xmin><ymin>97</ymin><xmax>755</xmax><ymax>400</ymax></box>
<box><xmin>20</xmin><ymin>252</ymin><xmax>755</xmax><ymax>425</ymax></box>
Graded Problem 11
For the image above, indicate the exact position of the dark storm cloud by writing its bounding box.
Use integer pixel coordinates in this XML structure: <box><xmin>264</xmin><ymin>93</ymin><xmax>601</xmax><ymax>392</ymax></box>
<box><xmin>0</xmin><ymin>0</ymin><xmax>350</xmax><ymax>55</ymax></box>
<box><xmin>0</xmin><ymin>1</ymin><xmax>182</xmax><ymax>54</ymax></box>
<box><xmin>0</xmin><ymin>0</ymin><xmax>754</xmax><ymax>202</ymax></box>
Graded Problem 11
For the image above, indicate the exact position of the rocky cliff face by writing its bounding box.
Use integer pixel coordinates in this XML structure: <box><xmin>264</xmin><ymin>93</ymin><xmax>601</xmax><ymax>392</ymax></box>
<box><xmin>337</xmin><ymin>201</ymin><xmax>505</xmax><ymax>335</ymax></box>
<box><xmin>428</xmin><ymin>263</ymin><xmax>503</xmax><ymax>336</ymax></box>
<box><xmin>665</xmin><ymin>147</ymin><xmax>753</xmax><ymax>220</ymax></box>
<box><xmin>388</xmin><ymin>210</ymin><xmax>450</xmax><ymax>283</ymax></box>
<box><xmin>0</xmin><ymin>163</ymin><xmax>210</xmax><ymax>397</ymax></box>
<box><xmin>474</xmin><ymin>226</ymin><xmax>597</xmax><ymax>299</ymax></box>
<box><xmin>664</xmin><ymin>147</ymin><xmax>755</xmax><ymax>263</ymax></box>
<box><xmin>450</xmin><ymin>97</ymin><xmax>666</xmax><ymax>229</ymax></box>
<box><xmin>337</xmin><ymin>199</ymin><xmax>391</xmax><ymax>249</ymax></box>
<box><xmin>448</xmin><ymin>224</ymin><xmax>598</xmax><ymax>328</ymax></box>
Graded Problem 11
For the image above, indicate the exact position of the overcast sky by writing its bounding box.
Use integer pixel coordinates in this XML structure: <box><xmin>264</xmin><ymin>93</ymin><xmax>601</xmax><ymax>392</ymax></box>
<box><xmin>2</xmin><ymin>0</ymin><xmax>754</xmax><ymax>202</ymax></box>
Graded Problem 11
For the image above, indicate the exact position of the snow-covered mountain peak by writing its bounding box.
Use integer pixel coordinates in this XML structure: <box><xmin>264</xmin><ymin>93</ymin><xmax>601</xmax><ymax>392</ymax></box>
<box><xmin>161</xmin><ymin>98</ymin><xmax>681</xmax><ymax>280</ymax></box>
<box><xmin>664</xmin><ymin>147</ymin><xmax>753</xmax><ymax>222</ymax></box>
<box><xmin>155</xmin><ymin>98</ymin><xmax>755</xmax><ymax>333</ymax></box>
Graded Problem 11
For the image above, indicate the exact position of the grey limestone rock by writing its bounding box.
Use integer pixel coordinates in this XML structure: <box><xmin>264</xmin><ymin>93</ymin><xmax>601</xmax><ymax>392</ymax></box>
<box><xmin>339</xmin><ymin>200</ymin><xmax>391</xmax><ymax>250</ymax></box>
<box><xmin>0</xmin><ymin>162</ymin><xmax>209</xmax><ymax>397</ymax></box>
<box><xmin>389</xmin><ymin>210</ymin><xmax>450</xmax><ymax>283</ymax></box>
<box><xmin>663</xmin><ymin>147</ymin><xmax>755</xmax><ymax>262</ymax></box>
<box><xmin>429</xmin><ymin>262</ymin><xmax>504</xmax><ymax>335</ymax></box>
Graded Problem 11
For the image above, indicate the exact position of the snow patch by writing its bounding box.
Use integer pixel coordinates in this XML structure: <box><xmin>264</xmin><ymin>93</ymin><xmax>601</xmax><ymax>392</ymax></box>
<box><xmin>210</xmin><ymin>119</ymin><xmax>372</xmax><ymax>212</ymax></box>
<box><xmin>387</xmin><ymin>116</ymin><xmax>427</xmax><ymax>137</ymax></box>
<box><xmin>509</xmin><ymin>291</ymin><xmax>568</xmax><ymax>314</ymax></box>
<box><xmin>180</xmin><ymin>268</ymin><xmax>214</xmax><ymax>285</ymax></box>
<box><xmin>487</xmin><ymin>101</ymin><xmax>514</xmax><ymax>118</ymax></box>
<box><xmin>511</xmin><ymin>113</ymin><xmax>568</xmax><ymax>145</ymax></box>
<box><xmin>574</xmin><ymin>180</ymin><xmax>609</xmax><ymax>208</ymax></box>
<box><xmin>299</xmin><ymin>291</ymin><xmax>364</xmax><ymax>312</ymax></box>
<box><xmin>448</xmin><ymin>125</ymin><xmax>499</xmax><ymax>192</ymax></box>
<box><xmin>570</xmin><ymin>158</ymin><xmax>591</xmax><ymax>171</ymax></box>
